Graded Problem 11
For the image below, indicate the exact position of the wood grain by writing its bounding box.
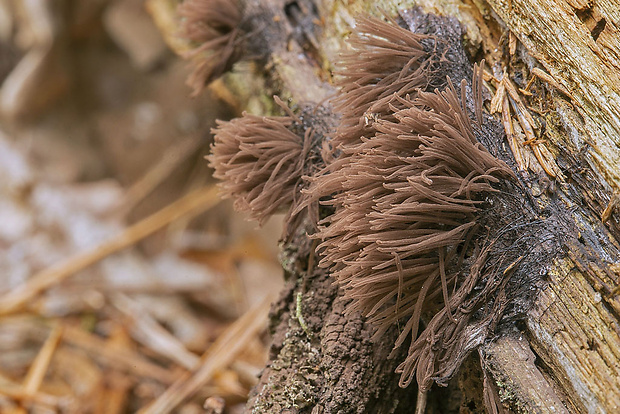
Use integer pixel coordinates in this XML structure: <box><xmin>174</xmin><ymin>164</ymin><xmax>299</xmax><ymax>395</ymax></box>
<box><xmin>486</xmin><ymin>0</ymin><xmax>620</xmax><ymax>188</ymax></box>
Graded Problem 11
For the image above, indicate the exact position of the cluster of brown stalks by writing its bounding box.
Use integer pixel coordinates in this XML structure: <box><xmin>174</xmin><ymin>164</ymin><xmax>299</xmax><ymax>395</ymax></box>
<box><xmin>177</xmin><ymin>0</ymin><xmax>243</xmax><ymax>95</ymax></box>
<box><xmin>208</xmin><ymin>97</ymin><xmax>314</xmax><ymax>238</ymax></box>
<box><xmin>206</xmin><ymin>10</ymin><xmax>515</xmax><ymax>393</ymax></box>
<box><xmin>306</xmin><ymin>16</ymin><xmax>514</xmax><ymax>389</ymax></box>
<box><xmin>329</xmin><ymin>15</ymin><xmax>434</xmax><ymax>148</ymax></box>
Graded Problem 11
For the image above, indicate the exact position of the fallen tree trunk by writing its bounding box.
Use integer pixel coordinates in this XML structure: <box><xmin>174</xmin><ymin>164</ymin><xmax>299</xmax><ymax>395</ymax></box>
<box><xmin>158</xmin><ymin>0</ymin><xmax>620</xmax><ymax>412</ymax></box>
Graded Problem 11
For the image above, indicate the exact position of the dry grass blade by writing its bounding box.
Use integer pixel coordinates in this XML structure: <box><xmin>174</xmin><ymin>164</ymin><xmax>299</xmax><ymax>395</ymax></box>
<box><xmin>61</xmin><ymin>325</ymin><xmax>175</xmax><ymax>384</ymax></box>
<box><xmin>489</xmin><ymin>76</ymin><xmax>505</xmax><ymax>114</ymax></box>
<box><xmin>22</xmin><ymin>324</ymin><xmax>62</xmax><ymax>395</ymax></box>
<box><xmin>508</xmin><ymin>32</ymin><xmax>517</xmax><ymax>56</ymax></box>
<box><xmin>118</xmin><ymin>135</ymin><xmax>203</xmax><ymax>217</ymax></box>
<box><xmin>139</xmin><ymin>295</ymin><xmax>272</xmax><ymax>414</ymax></box>
<box><xmin>0</xmin><ymin>186</ymin><xmax>220</xmax><ymax>316</ymax></box>
<box><xmin>6</xmin><ymin>325</ymin><xmax>64</xmax><ymax>413</ymax></box>
<box><xmin>0</xmin><ymin>385</ymin><xmax>64</xmax><ymax>410</ymax></box>
<box><xmin>112</xmin><ymin>293</ymin><xmax>200</xmax><ymax>370</ymax></box>
<box><xmin>0</xmin><ymin>334</ymin><xmax>67</xmax><ymax>411</ymax></box>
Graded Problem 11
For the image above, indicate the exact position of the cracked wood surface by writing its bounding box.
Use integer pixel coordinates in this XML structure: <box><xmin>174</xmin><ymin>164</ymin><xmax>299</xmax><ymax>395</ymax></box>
<box><xmin>486</xmin><ymin>0</ymin><xmax>620</xmax><ymax>188</ymax></box>
<box><xmin>480</xmin><ymin>334</ymin><xmax>569</xmax><ymax>413</ymax></box>
<box><xmin>480</xmin><ymin>0</ymin><xmax>620</xmax><ymax>412</ymax></box>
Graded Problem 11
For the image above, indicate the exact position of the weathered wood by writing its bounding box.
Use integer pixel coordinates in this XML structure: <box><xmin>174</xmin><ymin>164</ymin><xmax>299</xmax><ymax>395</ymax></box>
<box><xmin>480</xmin><ymin>334</ymin><xmax>569</xmax><ymax>414</ymax></box>
<box><xmin>486</xmin><ymin>0</ymin><xmax>620</xmax><ymax>187</ymax></box>
<box><xmin>478</xmin><ymin>1</ymin><xmax>620</xmax><ymax>412</ymax></box>
<box><xmin>526</xmin><ymin>255</ymin><xmax>620</xmax><ymax>413</ymax></box>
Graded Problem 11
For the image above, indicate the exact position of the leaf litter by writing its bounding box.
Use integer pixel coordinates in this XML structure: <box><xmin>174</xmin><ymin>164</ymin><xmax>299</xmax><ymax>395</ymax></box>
<box><xmin>0</xmin><ymin>1</ymin><xmax>280</xmax><ymax>412</ymax></box>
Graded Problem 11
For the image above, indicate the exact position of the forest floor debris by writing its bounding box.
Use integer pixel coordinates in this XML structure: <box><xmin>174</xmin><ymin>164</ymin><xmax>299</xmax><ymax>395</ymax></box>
<box><xmin>0</xmin><ymin>2</ymin><xmax>281</xmax><ymax>412</ymax></box>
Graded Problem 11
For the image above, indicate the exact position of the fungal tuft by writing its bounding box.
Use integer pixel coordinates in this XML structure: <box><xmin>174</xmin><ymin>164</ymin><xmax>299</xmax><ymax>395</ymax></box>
<box><xmin>207</xmin><ymin>9</ymin><xmax>523</xmax><ymax>397</ymax></box>
<box><xmin>329</xmin><ymin>15</ymin><xmax>438</xmax><ymax>150</ymax></box>
<box><xmin>208</xmin><ymin>97</ymin><xmax>321</xmax><ymax>239</ymax></box>
<box><xmin>314</xmin><ymin>59</ymin><xmax>515</xmax><ymax>389</ymax></box>
<box><xmin>178</xmin><ymin>0</ymin><xmax>243</xmax><ymax>95</ymax></box>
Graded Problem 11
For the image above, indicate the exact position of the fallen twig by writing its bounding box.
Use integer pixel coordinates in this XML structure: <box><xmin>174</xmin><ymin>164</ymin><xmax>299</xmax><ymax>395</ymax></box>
<box><xmin>139</xmin><ymin>296</ymin><xmax>272</xmax><ymax>414</ymax></box>
<box><xmin>62</xmin><ymin>325</ymin><xmax>176</xmax><ymax>384</ymax></box>
<box><xmin>0</xmin><ymin>186</ymin><xmax>220</xmax><ymax>316</ymax></box>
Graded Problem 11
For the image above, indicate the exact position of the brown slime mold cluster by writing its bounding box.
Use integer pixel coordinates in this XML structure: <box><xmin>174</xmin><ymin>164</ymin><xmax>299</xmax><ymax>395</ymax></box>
<box><xmin>178</xmin><ymin>0</ymin><xmax>243</xmax><ymax>95</ymax></box>
<box><xmin>207</xmin><ymin>11</ymin><xmax>516</xmax><ymax>393</ymax></box>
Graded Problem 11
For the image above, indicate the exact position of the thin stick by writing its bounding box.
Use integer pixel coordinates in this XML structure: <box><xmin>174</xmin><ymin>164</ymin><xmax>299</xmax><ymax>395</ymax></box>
<box><xmin>504</xmin><ymin>79</ymin><xmax>560</xmax><ymax>178</ymax></box>
<box><xmin>139</xmin><ymin>296</ymin><xmax>272</xmax><ymax>414</ymax></box>
<box><xmin>489</xmin><ymin>76</ymin><xmax>505</xmax><ymax>114</ymax></box>
<box><xmin>601</xmin><ymin>193</ymin><xmax>620</xmax><ymax>223</ymax></box>
<box><xmin>61</xmin><ymin>325</ymin><xmax>175</xmax><ymax>384</ymax></box>
<box><xmin>112</xmin><ymin>293</ymin><xmax>200</xmax><ymax>370</ymax></box>
<box><xmin>502</xmin><ymin>93</ymin><xmax>527</xmax><ymax>172</ymax></box>
<box><xmin>531</xmin><ymin>67</ymin><xmax>574</xmax><ymax>100</ymax></box>
<box><xmin>22</xmin><ymin>324</ymin><xmax>63</xmax><ymax>395</ymax></box>
<box><xmin>10</xmin><ymin>325</ymin><xmax>63</xmax><ymax>413</ymax></box>
<box><xmin>508</xmin><ymin>32</ymin><xmax>517</xmax><ymax>56</ymax></box>
<box><xmin>117</xmin><ymin>135</ymin><xmax>202</xmax><ymax>217</ymax></box>
<box><xmin>0</xmin><ymin>186</ymin><xmax>220</xmax><ymax>316</ymax></box>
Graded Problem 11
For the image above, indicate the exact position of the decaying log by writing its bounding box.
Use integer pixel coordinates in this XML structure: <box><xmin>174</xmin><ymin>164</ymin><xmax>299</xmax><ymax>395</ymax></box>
<box><xmin>161</xmin><ymin>0</ymin><xmax>620</xmax><ymax>412</ymax></box>
<box><xmin>478</xmin><ymin>0</ymin><xmax>620</xmax><ymax>412</ymax></box>
<box><xmin>479</xmin><ymin>333</ymin><xmax>568</xmax><ymax>413</ymax></box>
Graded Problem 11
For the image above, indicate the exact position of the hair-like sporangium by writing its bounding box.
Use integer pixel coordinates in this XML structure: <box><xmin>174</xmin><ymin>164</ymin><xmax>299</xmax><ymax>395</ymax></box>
<box><xmin>178</xmin><ymin>0</ymin><xmax>243</xmax><ymax>95</ymax></box>
<box><xmin>208</xmin><ymin>97</ymin><xmax>317</xmax><ymax>240</ymax></box>
<box><xmin>315</xmin><ymin>62</ymin><xmax>514</xmax><ymax>389</ymax></box>
<box><xmin>329</xmin><ymin>15</ymin><xmax>438</xmax><ymax>150</ymax></box>
<box><xmin>207</xmin><ymin>10</ymin><xmax>519</xmax><ymax>394</ymax></box>
<box><xmin>298</xmin><ymin>15</ymin><xmax>443</xmax><ymax>234</ymax></box>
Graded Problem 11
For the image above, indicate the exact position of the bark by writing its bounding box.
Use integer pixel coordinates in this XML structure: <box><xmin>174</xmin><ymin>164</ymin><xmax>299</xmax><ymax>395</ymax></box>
<box><xmin>204</xmin><ymin>0</ymin><xmax>620</xmax><ymax>412</ymax></box>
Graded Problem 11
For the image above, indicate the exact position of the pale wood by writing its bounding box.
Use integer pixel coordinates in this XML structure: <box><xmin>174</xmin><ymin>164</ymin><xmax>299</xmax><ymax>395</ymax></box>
<box><xmin>486</xmin><ymin>0</ymin><xmax>620</xmax><ymax>188</ymax></box>
<box><xmin>527</xmin><ymin>255</ymin><xmax>620</xmax><ymax>413</ymax></box>
<box><xmin>480</xmin><ymin>334</ymin><xmax>569</xmax><ymax>414</ymax></box>
<box><xmin>480</xmin><ymin>1</ymin><xmax>620</xmax><ymax>412</ymax></box>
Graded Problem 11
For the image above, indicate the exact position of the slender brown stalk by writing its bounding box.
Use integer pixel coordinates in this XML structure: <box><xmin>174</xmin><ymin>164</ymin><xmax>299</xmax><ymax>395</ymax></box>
<box><xmin>178</xmin><ymin>0</ymin><xmax>243</xmax><ymax>95</ymax></box>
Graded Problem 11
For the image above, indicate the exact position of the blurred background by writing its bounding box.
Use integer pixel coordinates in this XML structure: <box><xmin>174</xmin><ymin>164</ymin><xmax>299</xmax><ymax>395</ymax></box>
<box><xmin>0</xmin><ymin>0</ymin><xmax>282</xmax><ymax>412</ymax></box>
